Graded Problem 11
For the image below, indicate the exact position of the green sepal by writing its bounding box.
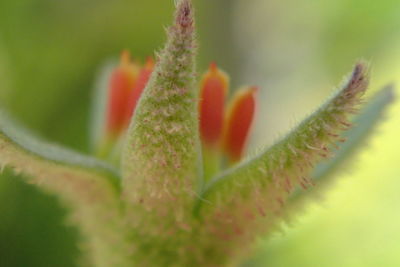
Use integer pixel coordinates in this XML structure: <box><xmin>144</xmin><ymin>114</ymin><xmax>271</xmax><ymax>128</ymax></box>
<box><xmin>0</xmin><ymin>112</ymin><xmax>133</xmax><ymax>267</ymax></box>
<box><xmin>119</xmin><ymin>1</ymin><xmax>203</xmax><ymax>265</ymax></box>
<box><xmin>312</xmin><ymin>85</ymin><xmax>395</xmax><ymax>181</ymax></box>
<box><xmin>121</xmin><ymin>0</ymin><xmax>201</xmax><ymax>212</ymax></box>
<box><xmin>286</xmin><ymin>85</ymin><xmax>395</xmax><ymax>210</ymax></box>
<box><xmin>0</xmin><ymin>111</ymin><xmax>119</xmax><ymax>181</ymax></box>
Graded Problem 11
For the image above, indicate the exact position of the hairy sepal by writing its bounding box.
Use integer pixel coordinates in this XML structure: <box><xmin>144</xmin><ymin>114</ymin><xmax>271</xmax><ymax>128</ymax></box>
<box><xmin>0</xmin><ymin>112</ymin><xmax>132</xmax><ymax>267</ymax></box>
<box><xmin>194</xmin><ymin>62</ymin><xmax>369</xmax><ymax>265</ymax></box>
<box><xmin>285</xmin><ymin>85</ymin><xmax>395</xmax><ymax>216</ymax></box>
<box><xmin>121</xmin><ymin>0</ymin><xmax>202</xmax><ymax>265</ymax></box>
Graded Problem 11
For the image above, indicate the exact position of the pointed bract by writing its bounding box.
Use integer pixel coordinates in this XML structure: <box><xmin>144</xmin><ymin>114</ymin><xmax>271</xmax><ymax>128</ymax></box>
<box><xmin>284</xmin><ymin>85</ymin><xmax>395</xmax><ymax>220</ymax></box>
<box><xmin>121</xmin><ymin>0</ymin><xmax>201</xmax><ymax>264</ymax></box>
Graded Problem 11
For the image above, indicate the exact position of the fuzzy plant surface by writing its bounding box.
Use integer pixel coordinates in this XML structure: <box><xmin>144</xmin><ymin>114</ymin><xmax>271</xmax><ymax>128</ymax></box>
<box><xmin>0</xmin><ymin>0</ymin><xmax>396</xmax><ymax>266</ymax></box>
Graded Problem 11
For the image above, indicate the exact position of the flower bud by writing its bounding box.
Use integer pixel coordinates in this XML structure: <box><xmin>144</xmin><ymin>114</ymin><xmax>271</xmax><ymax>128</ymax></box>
<box><xmin>223</xmin><ymin>86</ymin><xmax>257</xmax><ymax>163</ymax></box>
<box><xmin>199</xmin><ymin>63</ymin><xmax>229</xmax><ymax>147</ymax></box>
<box><xmin>106</xmin><ymin>50</ymin><xmax>139</xmax><ymax>138</ymax></box>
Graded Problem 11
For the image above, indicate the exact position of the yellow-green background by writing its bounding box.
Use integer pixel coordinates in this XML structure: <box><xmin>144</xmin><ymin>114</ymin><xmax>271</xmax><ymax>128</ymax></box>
<box><xmin>0</xmin><ymin>0</ymin><xmax>399</xmax><ymax>266</ymax></box>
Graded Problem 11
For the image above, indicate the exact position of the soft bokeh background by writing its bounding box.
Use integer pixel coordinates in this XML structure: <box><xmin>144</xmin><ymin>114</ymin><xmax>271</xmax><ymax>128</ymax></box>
<box><xmin>0</xmin><ymin>0</ymin><xmax>399</xmax><ymax>266</ymax></box>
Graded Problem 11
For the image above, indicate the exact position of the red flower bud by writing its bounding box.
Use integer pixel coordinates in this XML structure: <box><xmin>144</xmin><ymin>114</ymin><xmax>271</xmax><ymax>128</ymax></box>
<box><xmin>106</xmin><ymin>50</ymin><xmax>139</xmax><ymax>138</ymax></box>
<box><xmin>223</xmin><ymin>86</ymin><xmax>257</xmax><ymax>163</ymax></box>
<box><xmin>199</xmin><ymin>63</ymin><xmax>229</xmax><ymax>147</ymax></box>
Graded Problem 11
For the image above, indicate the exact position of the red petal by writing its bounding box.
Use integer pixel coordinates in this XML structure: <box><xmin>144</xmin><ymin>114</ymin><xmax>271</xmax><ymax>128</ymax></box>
<box><xmin>106</xmin><ymin>50</ymin><xmax>139</xmax><ymax>137</ymax></box>
<box><xmin>199</xmin><ymin>63</ymin><xmax>229</xmax><ymax>147</ymax></box>
<box><xmin>126</xmin><ymin>57</ymin><xmax>155</xmax><ymax>124</ymax></box>
<box><xmin>223</xmin><ymin>86</ymin><xmax>257</xmax><ymax>163</ymax></box>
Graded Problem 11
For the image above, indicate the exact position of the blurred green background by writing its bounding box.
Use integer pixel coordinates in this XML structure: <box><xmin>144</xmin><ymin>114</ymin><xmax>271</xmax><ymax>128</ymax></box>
<box><xmin>0</xmin><ymin>0</ymin><xmax>399</xmax><ymax>266</ymax></box>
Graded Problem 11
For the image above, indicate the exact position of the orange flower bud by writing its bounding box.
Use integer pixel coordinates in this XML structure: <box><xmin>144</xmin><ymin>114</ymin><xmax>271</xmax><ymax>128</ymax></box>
<box><xmin>199</xmin><ymin>63</ymin><xmax>229</xmax><ymax>147</ymax></box>
<box><xmin>126</xmin><ymin>57</ymin><xmax>155</xmax><ymax>123</ymax></box>
<box><xmin>223</xmin><ymin>86</ymin><xmax>257</xmax><ymax>163</ymax></box>
<box><xmin>107</xmin><ymin>50</ymin><xmax>139</xmax><ymax>138</ymax></box>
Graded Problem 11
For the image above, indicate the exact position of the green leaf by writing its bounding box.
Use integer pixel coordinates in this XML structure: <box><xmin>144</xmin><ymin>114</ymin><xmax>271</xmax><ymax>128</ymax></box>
<box><xmin>286</xmin><ymin>85</ymin><xmax>395</xmax><ymax>211</ymax></box>
<box><xmin>0</xmin><ymin>112</ymin><xmax>133</xmax><ymax>267</ymax></box>
<box><xmin>193</xmin><ymin>62</ymin><xmax>370</xmax><ymax>265</ymax></box>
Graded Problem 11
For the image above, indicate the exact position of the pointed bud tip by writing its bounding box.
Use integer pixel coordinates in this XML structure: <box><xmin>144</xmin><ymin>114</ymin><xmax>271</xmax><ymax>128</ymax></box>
<box><xmin>348</xmin><ymin>61</ymin><xmax>369</xmax><ymax>92</ymax></box>
<box><xmin>120</xmin><ymin>50</ymin><xmax>131</xmax><ymax>65</ymax></box>
<box><xmin>175</xmin><ymin>0</ymin><xmax>193</xmax><ymax>28</ymax></box>
<box><xmin>202</xmin><ymin>63</ymin><xmax>229</xmax><ymax>94</ymax></box>
<box><xmin>249</xmin><ymin>86</ymin><xmax>259</xmax><ymax>93</ymax></box>
<box><xmin>353</xmin><ymin>62</ymin><xmax>365</xmax><ymax>80</ymax></box>
<box><xmin>199</xmin><ymin>63</ymin><xmax>230</xmax><ymax>147</ymax></box>
<box><xmin>209</xmin><ymin>62</ymin><xmax>218</xmax><ymax>72</ymax></box>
